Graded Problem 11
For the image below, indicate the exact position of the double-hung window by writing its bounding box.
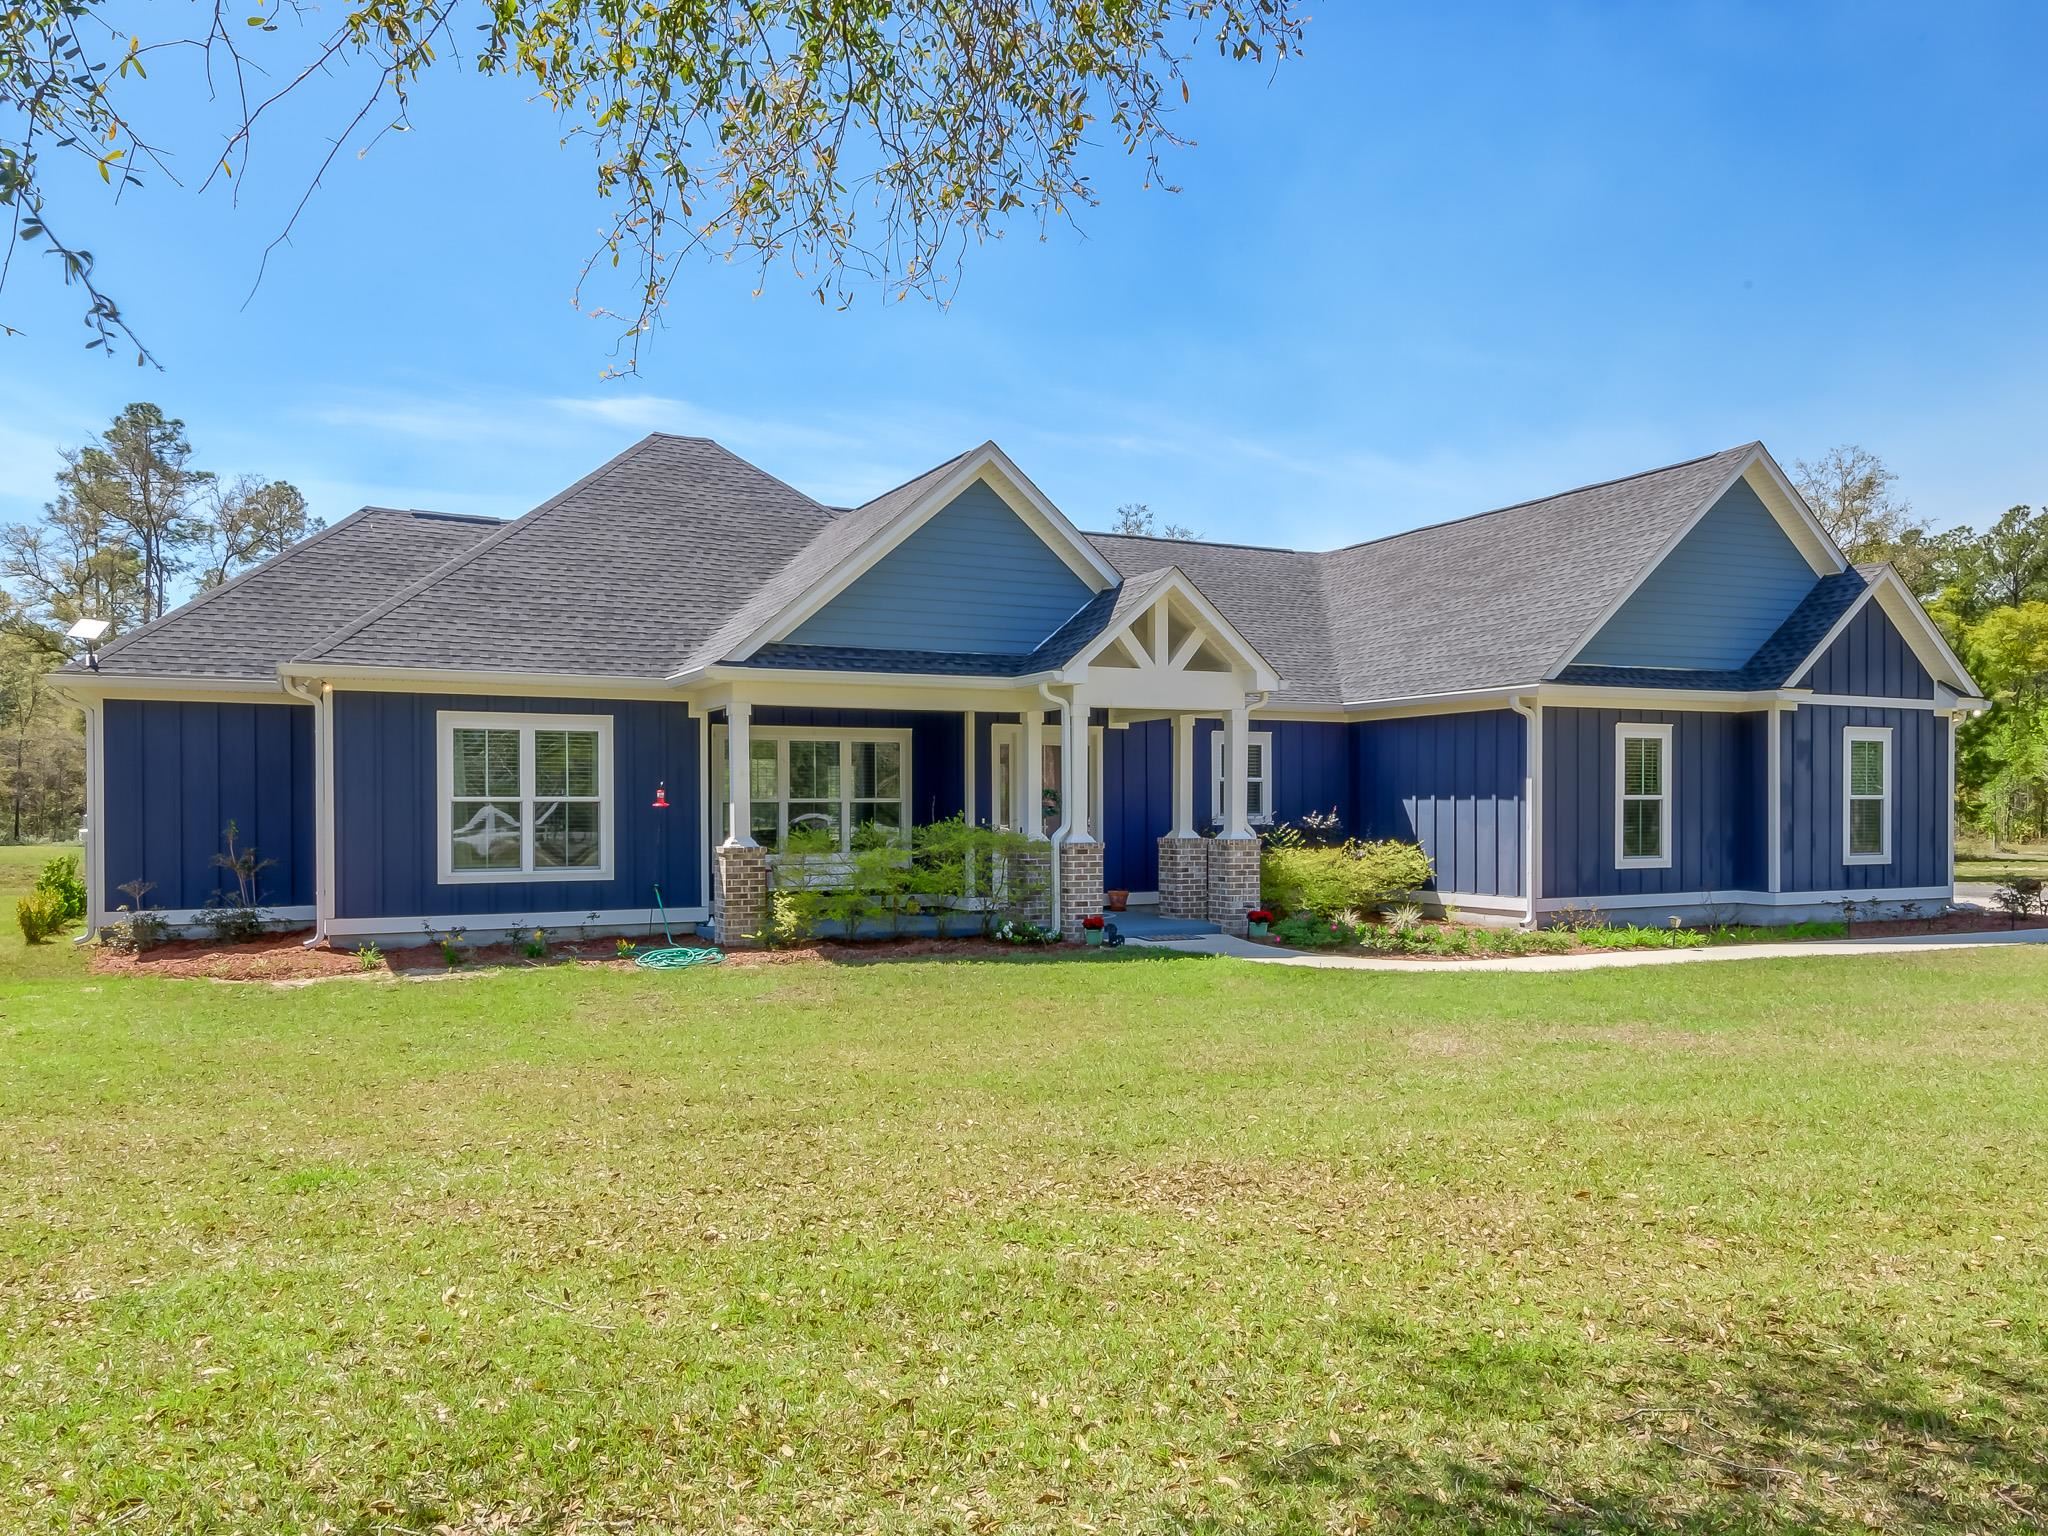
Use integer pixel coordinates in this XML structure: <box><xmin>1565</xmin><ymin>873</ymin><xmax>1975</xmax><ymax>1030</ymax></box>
<box><xmin>1843</xmin><ymin>726</ymin><xmax>1892</xmax><ymax>864</ymax></box>
<box><xmin>438</xmin><ymin>712</ymin><xmax>613</xmax><ymax>881</ymax></box>
<box><xmin>1614</xmin><ymin>723</ymin><xmax>1673</xmax><ymax>870</ymax></box>
<box><xmin>1210</xmin><ymin>729</ymin><xmax>1274</xmax><ymax>827</ymax></box>
<box><xmin>716</xmin><ymin>727</ymin><xmax>912</xmax><ymax>852</ymax></box>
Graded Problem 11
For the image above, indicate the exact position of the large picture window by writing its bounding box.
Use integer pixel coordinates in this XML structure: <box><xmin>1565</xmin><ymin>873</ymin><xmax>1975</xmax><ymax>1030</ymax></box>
<box><xmin>715</xmin><ymin>727</ymin><xmax>912</xmax><ymax>852</ymax></box>
<box><xmin>437</xmin><ymin>711</ymin><xmax>613</xmax><ymax>882</ymax></box>
<box><xmin>1614</xmin><ymin>722</ymin><xmax>1673</xmax><ymax>870</ymax></box>
<box><xmin>1843</xmin><ymin>726</ymin><xmax>1892</xmax><ymax>864</ymax></box>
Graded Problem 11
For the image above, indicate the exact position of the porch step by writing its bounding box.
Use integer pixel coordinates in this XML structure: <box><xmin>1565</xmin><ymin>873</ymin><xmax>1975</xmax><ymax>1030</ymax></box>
<box><xmin>1106</xmin><ymin>911</ymin><xmax>1219</xmax><ymax>940</ymax></box>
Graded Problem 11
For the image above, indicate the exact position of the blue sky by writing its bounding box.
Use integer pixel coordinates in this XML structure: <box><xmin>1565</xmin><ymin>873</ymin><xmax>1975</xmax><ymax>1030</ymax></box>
<box><xmin>3</xmin><ymin>1</ymin><xmax>2044</xmax><ymax>561</ymax></box>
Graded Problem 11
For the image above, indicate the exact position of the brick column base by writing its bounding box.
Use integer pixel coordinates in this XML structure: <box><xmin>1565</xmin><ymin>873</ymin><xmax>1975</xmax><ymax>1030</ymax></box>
<box><xmin>1058</xmin><ymin>839</ymin><xmax>1105</xmax><ymax>943</ymax></box>
<box><xmin>1156</xmin><ymin>835</ymin><xmax>1208</xmax><ymax>920</ymax></box>
<box><xmin>1002</xmin><ymin>845</ymin><xmax>1055</xmax><ymax>930</ymax></box>
<box><xmin>713</xmin><ymin>842</ymin><xmax>770</xmax><ymax>947</ymax></box>
<box><xmin>1208</xmin><ymin>836</ymin><xmax>1262</xmax><ymax>936</ymax></box>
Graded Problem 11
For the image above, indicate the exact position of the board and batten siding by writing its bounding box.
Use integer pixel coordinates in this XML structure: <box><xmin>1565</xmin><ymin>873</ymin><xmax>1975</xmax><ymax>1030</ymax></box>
<box><xmin>744</xmin><ymin>706</ymin><xmax>965</xmax><ymax>827</ymax></box>
<box><xmin>786</xmin><ymin>483</ymin><xmax>1094</xmax><ymax>654</ymax></box>
<box><xmin>331</xmin><ymin>691</ymin><xmax>701</xmax><ymax>920</ymax></box>
<box><xmin>1780</xmin><ymin>704</ymin><xmax>1947</xmax><ymax>891</ymax></box>
<box><xmin>1574</xmin><ymin>481</ymin><xmax>1821</xmax><ymax>670</ymax></box>
<box><xmin>101</xmin><ymin>698</ymin><xmax>315</xmax><ymax>911</ymax></box>
<box><xmin>1796</xmin><ymin>600</ymin><xmax>1935</xmax><ymax>699</ymax></box>
<box><xmin>1101</xmin><ymin>719</ymin><xmax>1171</xmax><ymax>893</ymax></box>
<box><xmin>1541</xmin><ymin>707</ymin><xmax>1767</xmax><ymax>899</ymax></box>
<box><xmin>1354</xmin><ymin>710</ymin><xmax>1525</xmax><ymax>899</ymax></box>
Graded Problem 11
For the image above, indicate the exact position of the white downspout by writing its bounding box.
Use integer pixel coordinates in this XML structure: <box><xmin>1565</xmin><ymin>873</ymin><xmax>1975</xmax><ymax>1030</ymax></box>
<box><xmin>1037</xmin><ymin>682</ymin><xmax>1067</xmax><ymax>929</ymax></box>
<box><xmin>1509</xmin><ymin>695</ymin><xmax>1542</xmax><ymax>928</ymax></box>
<box><xmin>72</xmin><ymin>698</ymin><xmax>104</xmax><ymax>945</ymax></box>
<box><xmin>281</xmin><ymin>674</ymin><xmax>332</xmax><ymax>948</ymax></box>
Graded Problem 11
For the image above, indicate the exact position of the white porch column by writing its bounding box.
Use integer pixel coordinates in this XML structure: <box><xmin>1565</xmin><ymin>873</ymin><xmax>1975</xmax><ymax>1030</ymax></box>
<box><xmin>1170</xmin><ymin>712</ymin><xmax>1197</xmax><ymax>837</ymax></box>
<box><xmin>1766</xmin><ymin>703</ymin><xmax>1784</xmax><ymax>893</ymax></box>
<box><xmin>724</xmin><ymin>700</ymin><xmax>757</xmax><ymax>847</ymax></box>
<box><xmin>1222</xmin><ymin>705</ymin><xmax>1253</xmax><ymax>840</ymax></box>
<box><xmin>1022</xmin><ymin>706</ymin><xmax>1046</xmax><ymax>840</ymax></box>
<box><xmin>1064</xmin><ymin>696</ymin><xmax>1094</xmax><ymax>844</ymax></box>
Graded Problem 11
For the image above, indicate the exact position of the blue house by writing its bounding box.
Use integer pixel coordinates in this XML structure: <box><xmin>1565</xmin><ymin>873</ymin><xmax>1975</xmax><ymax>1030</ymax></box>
<box><xmin>55</xmin><ymin>436</ymin><xmax>1985</xmax><ymax>944</ymax></box>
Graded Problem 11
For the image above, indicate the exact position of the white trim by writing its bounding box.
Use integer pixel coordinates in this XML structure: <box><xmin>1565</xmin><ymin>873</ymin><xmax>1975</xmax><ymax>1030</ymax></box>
<box><xmin>1842</xmin><ymin>725</ymin><xmax>1893</xmax><ymax>865</ymax></box>
<box><xmin>1508</xmin><ymin>696</ymin><xmax>1542</xmax><ymax>924</ymax></box>
<box><xmin>135</xmin><ymin>904</ymin><xmax>320</xmax><ymax>928</ymax></box>
<box><xmin>1535</xmin><ymin>884</ymin><xmax>1951</xmax><ymax>913</ymax></box>
<box><xmin>283</xmin><ymin>663</ymin><xmax>678</xmax><ymax>698</ymax></box>
<box><xmin>732</xmin><ymin>444</ymin><xmax>1119</xmax><ymax>659</ymax></box>
<box><xmin>1946</xmin><ymin>710</ymin><xmax>1959</xmax><ymax>884</ymax></box>
<box><xmin>1424</xmin><ymin>889</ymin><xmax>1529</xmax><ymax>917</ymax></box>
<box><xmin>697</xmin><ymin>709</ymin><xmax>712</xmax><ymax>910</ymax></box>
<box><xmin>1058</xmin><ymin>567</ymin><xmax>1282</xmax><ymax>694</ymax></box>
<box><xmin>326</xmin><ymin>905</ymin><xmax>709</xmax><ymax>941</ymax></box>
<box><xmin>80</xmin><ymin>700</ymin><xmax>106</xmax><ymax>938</ymax></box>
<box><xmin>53</xmin><ymin>676</ymin><xmax>294</xmax><ymax>703</ymax></box>
<box><xmin>709</xmin><ymin>722</ymin><xmax>915</xmax><ymax>851</ymax></box>
<box><xmin>1546</xmin><ymin>446</ymin><xmax>1848</xmax><ymax>681</ymax></box>
<box><xmin>1614</xmin><ymin>722</ymin><xmax>1674</xmax><ymax>870</ymax></box>
<box><xmin>1767</xmin><ymin>704</ymin><xmax>1784</xmax><ymax>893</ymax></box>
<box><xmin>435</xmin><ymin>710</ymin><xmax>617</xmax><ymax>884</ymax></box>
<box><xmin>1210</xmin><ymin>725</ymin><xmax>1274</xmax><ymax>828</ymax></box>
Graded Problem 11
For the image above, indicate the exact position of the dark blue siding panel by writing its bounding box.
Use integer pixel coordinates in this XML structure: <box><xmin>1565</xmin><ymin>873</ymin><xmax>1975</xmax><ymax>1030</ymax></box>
<box><xmin>1575</xmin><ymin>481</ymin><xmax>1821</xmax><ymax>669</ymax></box>
<box><xmin>1779</xmin><ymin>705</ymin><xmax>1946</xmax><ymax>891</ymax></box>
<box><xmin>1188</xmin><ymin>719</ymin><xmax>1353</xmax><ymax>837</ymax></box>
<box><xmin>1797</xmin><ymin>601</ymin><xmax>1935</xmax><ymax>699</ymax></box>
<box><xmin>101</xmin><ymin>699</ymin><xmax>315</xmax><ymax>910</ymax></box>
<box><xmin>1541</xmin><ymin>707</ymin><xmax>1766</xmax><ymax>899</ymax></box>
<box><xmin>788</xmin><ymin>482</ymin><xmax>1094</xmax><ymax>653</ymax></box>
<box><xmin>332</xmin><ymin>692</ymin><xmax>701</xmax><ymax>920</ymax></box>
<box><xmin>1102</xmin><ymin>720</ymin><xmax>1171</xmax><ymax>893</ymax></box>
<box><xmin>1355</xmin><ymin>710</ymin><xmax>1525</xmax><ymax>898</ymax></box>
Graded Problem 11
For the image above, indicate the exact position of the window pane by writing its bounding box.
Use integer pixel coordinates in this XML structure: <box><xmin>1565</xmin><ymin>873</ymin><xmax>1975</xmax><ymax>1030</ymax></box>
<box><xmin>789</xmin><ymin>739</ymin><xmax>840</xmax><ymax>799</ymax></box>
<box><xmin>749</xmin><ymin>740</ymin><xmax>779</xmax><ymax>800</ymax></box>
<box><xmin>1849</xmin><ymin>797</ymin><xmax>1885</xmax><ymax>856</ymax></box>
<box><xmin>751</xmin><ymin>802</ymin><xmax>781</xmax><ymax>851</ymax></box>
<box><xmin>1247</xmin><ymin>779</ymin><xmax>1265</xmax><ymax>818</ymax></box>
<box><xmin>534</xmin><ymin>729</ymin><xmax>600</xmax><ymax>798</ymax></box>
<box><xmin>1622</xmin><ymin>798</ymin><xmax>1661</xmax><ymax>859</ymax></box>
<box><xmin>788</xmin><ymin>801</ymin><xmax>842</xmax><ymax>848</ymax></box>
<box><xmin>852</xmin><ymin>740</ymin><xmax>900</xmax><ymax>800</ymax></box>
<box><xmin>534</xmin><ymin>801</ymin><xmax>602</xmax><ymax>868</ymax></box>
<box><xmin>852</xmin><ymin>803</ymin><xmax>903</xmax><ymax>848</ymax></box>
<box><xmin>1624</xmin><ymin>736</ymin><xmax>1662</xmax><ymax>797</ymax></box>
<box><xmin>454</xmin><ymin>728</ymin><xmax>520</xmax><ymax>798</ymax></box>
<box><xmin>1849</xmin><ymin>740</ymin><xmax>1886</xmax><ymax>797</ymax></box>
<box><xmin>451</xmin><ymin>800</ymin><xmax>523</xmax><ymax>870</ymax></box>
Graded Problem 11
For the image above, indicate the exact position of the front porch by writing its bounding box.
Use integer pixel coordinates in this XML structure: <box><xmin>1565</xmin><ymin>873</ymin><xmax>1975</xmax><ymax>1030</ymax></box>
<box><xmin>697</xmin><ymin>573</ymin><xmax>1279</xmax><ymax>945</ymax></box>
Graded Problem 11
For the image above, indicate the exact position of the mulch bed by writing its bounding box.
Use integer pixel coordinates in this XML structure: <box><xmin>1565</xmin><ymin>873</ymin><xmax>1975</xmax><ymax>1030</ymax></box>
<box><xmin>1840</xmin><ymin>910</ymin><xmax>2048</xmax><ymax>938</ymax></box>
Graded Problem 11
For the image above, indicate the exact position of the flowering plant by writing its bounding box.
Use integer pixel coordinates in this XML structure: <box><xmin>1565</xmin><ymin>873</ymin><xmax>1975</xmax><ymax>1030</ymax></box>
<box><xmin>1247</xmin><ymin>909</ymin><xmax>1274</xmax><ymax>923</ymax></box>
<box><xmin>1081</xmin><ymin>914</ymin><xmax>1106</xmax><ymax>930</ymax></box>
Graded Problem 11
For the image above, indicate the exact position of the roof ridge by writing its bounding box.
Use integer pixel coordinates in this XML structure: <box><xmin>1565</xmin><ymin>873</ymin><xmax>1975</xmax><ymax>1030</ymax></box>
<box><xmin>87</xmin><ymin>505</ymin><xmax>386</xmax><ymax>666</ymax></box>
<box><xmin>1317</xmin><ymin>442</ymin><xmax>1760</xmax><ymax>558</ymax></box>
<box><xmin>356</xmin><ymin>506</ymin><xmax>503</xmax><ymax>525</ymax></box>
<box><xmin>296</xmin><ymin>434</ymin><xmax>701</xmax><ymax>664</ymax></box>
<box><xmin>1085</xmin><ymin>529</ymin><xmax>1301</xmax><ymax>556</ymax></box>
<box><xmin>851</xmin><ymin>449</ymin><xmax>975</xmax><ymax>512</ymax></box>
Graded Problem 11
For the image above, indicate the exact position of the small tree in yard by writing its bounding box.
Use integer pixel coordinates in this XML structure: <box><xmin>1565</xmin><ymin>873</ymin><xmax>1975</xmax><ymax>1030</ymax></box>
<box><xmin>204</xmin><ymin>821</ymin><xmax>275</xmax><ymax>942</ymax></box>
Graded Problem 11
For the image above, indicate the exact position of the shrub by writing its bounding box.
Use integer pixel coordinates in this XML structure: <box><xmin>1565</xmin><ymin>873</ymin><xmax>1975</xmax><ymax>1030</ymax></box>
<box><xmin>35</xmin><ymin>853</ymin><xmax>86</xmax><ymax>920</ymax></box>
<box><xmin>1575</xmin><ymin>924</ymin><xmax>1708</xmax><ymax>950</ymax></box>
<box><xmin>522</xmin><ymin>928</ymin><xmax>549</xmax><ymax>960</ymax></box>
<box><xmin>101</xmin><ymin>880</ymin><xmax>168</xmax><ymax>953</ymax></box>
<box><xmin>202</xmin><ymin>898</ymin><xmax>267</xmax><ymax>943</ymax></box>
<box><xmin>1991</xmin><ymin>877</ymin><xmax>2044</xmax><ymax>927</ymax></box>
<box><xmin>16</xmin><ymin>887</ymin><xmax>68</xmax><ymax>943</ymax></box>
<box><xmin>765</xmin><ymin>885</ymin><xmax>826</xmax><ymax>947</ymax></box>
<box><xmin>1260</xmin><ymin>837</ymin><xmax>1433</xmax><ymax>919</ymax></box>
<box><xmin>354</xmin><ymin>943</ymin><xmax>384</xmax><ymax>971</ymax></box>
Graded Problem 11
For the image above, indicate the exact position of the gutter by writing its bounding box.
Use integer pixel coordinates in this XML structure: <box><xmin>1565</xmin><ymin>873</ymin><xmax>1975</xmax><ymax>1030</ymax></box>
<box><xmin>1507</xmin><ymin>695</ymin><xmax>1542</xmax><ymax>928</ymax></box>
<box><xmin>1037</xmin><ymin>682</ymin><xmax>1067</xmax><ymax>930</ymax></box>
<box><xmin>279</xmin><ymin>674</ymin><xmax>333</xmax><ymax>948</ymax></box>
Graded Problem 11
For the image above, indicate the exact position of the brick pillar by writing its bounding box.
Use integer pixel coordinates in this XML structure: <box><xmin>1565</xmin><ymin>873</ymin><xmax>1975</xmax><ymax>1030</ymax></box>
<box><xmin>1208</xmin><ymin>836</ymin><xmax>1261</xmax><ymax>936</ymax></box>
<box><xmin>1156</xmin><ymin>835</ymin><xmax>1209</xmax><ymax>920</ymax></box>
<box><xmin>713</xmin><ymin>843</ymin><xmax>770</xmax><ymax>947</ymax></box>
<box><xmin>1057</xmin><ymin>839</ymin><xmax>1104</xmax><ymax>943</ymax></box>
<box><xmin>1003</xmin><ymin>845</ymin><xmax>1055</xmax><ymax>930</ymax></box>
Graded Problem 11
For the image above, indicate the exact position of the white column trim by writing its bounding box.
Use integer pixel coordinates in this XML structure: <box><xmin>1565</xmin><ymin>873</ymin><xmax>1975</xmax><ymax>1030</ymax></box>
<box><xmin>1170</xmin><ymin>712</ymin><xmax>1196</xmax><ymax>838</ymax></box>
<box><xmin>723</xmin><ymin>700</ymin><xmax>758</xmax><ymax>847</ymax></box>
<box><xmin>1022</xmin><ymin>706</ymin><xmax>1046</xmax><ymax>842</ymax></box>
<box><xmin>1767</xmin><ymin>703</ymin><xmax>1784</xmax><ymax>894</ymax></box>
<box><xmin>1065</xmin><ymin>692</ymin><xmax>1095</xmax><ymax>844</ymax></box>
<box><xmin>1222</xmin><ymin>705</ymin><xmax>1252</xmax><ymax>839</ymax></box>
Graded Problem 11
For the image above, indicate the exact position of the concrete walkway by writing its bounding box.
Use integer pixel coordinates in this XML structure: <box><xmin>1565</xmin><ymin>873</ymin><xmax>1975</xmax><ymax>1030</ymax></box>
<box><xmin>1130</xmin><ymin>925</ymin><xmax>2048</xmax><ymax>973</ymax></box>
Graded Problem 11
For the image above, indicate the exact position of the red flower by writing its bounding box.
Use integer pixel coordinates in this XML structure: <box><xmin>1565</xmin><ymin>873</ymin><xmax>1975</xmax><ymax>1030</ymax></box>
<box><xmin>1081</xmin><ymin>914</ymin><xmax>1106</xmax><ymax>930</ymax></box>
<box><xmin>1247</xmin><ymin>909</ymin><xmax>1273</xmax><ymax>923</ymax></box>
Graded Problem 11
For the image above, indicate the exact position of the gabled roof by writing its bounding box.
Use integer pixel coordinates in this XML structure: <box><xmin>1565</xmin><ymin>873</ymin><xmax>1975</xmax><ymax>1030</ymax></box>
<box><xmin>69</xmin><ymin>506</ymin><xmax>497</xmax><ymax>682</ymax></box>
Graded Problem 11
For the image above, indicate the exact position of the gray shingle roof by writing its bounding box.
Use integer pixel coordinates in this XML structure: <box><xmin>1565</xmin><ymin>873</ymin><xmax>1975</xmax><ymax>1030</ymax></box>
<box><xmin>75</xmin><ymin>507</ymin><xmax>497</xmax><ymax>680</ymax></box>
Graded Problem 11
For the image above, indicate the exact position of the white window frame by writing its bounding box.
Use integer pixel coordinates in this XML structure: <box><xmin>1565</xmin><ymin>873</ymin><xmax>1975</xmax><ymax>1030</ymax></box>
<box><xmin>1614</xmin><ymin>722</ymin><xmax>1674</xmax><ymax>871</ymax></box>
<box><xmin>436</xmin><ymin>710</ymin><xmax>615</xmax><ymax>884</ymax></box>
<box><xmin>1210</xmin><ymin>728</ymin><xmax>1275</xmax><ymax>827</ymax></box>
<box><xmin>711</xmin><ymin>724</ymin><xmax>915</xmax><ymax>856</ymax></box>
<box><xmin>1843</xmin><ymin>725</ymin><xmax>1893</xmax><ymax>865</ymax></box>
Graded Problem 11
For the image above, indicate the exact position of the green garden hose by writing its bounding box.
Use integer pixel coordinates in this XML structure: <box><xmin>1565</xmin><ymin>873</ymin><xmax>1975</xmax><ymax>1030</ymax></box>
<box><xmin>633</xmin><ymin>883</ymin><xmax>722</xmax><ymax>971</ymax></box>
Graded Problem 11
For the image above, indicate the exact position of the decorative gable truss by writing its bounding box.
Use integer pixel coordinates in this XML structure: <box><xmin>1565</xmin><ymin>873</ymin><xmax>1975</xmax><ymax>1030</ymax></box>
<box><xmin>1056</xmin><ymin>568</ymin><xmax>1280</xmax><ymax>709</ymax></box>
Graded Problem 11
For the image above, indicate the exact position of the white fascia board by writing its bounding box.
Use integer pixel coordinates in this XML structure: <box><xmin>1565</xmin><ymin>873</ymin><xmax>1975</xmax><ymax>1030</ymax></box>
<box><xmin>1338</xmin><ymin>684</ymin><xmax>1531</xmax><ymax>714</ymax></box>
<box><xmin>277</xmin><ymin>662</ymin><xmax>681</xmax><ymax>699</ymax></box>
<box><xmin>731</xmin><ymin>444</ymin><xmax>1121</xmax><ymax>661</ymax></box>
<box><xmin>1542</xmin><ymin>444</ymin><xmax>1849</xmax><ymax>682</ymax></box>
<box><xmin>48</xmin><ymin>672</ymin><xmax>291</xmax><ymax>701</ymax></box>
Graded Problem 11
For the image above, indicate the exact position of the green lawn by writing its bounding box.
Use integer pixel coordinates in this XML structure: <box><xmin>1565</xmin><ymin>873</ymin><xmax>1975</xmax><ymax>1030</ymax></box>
<box><xmin>2</xmin><ymin>908</ymin><xmax>2046</xmax><ymax>1531</ymax></box>
<box><xmin>1957</xmin><ymin>846</ymin><xmax>2048</xmax><ymax>886</ymax></box>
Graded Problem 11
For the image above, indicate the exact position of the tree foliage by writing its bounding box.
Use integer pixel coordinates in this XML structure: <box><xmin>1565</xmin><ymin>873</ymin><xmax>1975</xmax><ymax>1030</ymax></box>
<box><xmin>1109</xmin><ymin>500</ymin><xmax>1198</xmax><ymax>540</ymax></box>
<box><xmin>1794</xmin><ymin>444</ymin><xmax>1926</xmax><ymax>566</ymax></box>
<box><xmin>2</xmin><ymin>1</ymin><xmax>1305</xmax><ymax>371</ymax></box>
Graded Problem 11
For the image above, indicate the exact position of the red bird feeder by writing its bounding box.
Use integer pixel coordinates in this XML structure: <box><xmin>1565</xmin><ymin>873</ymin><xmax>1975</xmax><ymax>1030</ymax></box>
<box><xmin>651</xmin><ymin>781</ymin><xmax>670</xmax><ymax>809</ymax></box>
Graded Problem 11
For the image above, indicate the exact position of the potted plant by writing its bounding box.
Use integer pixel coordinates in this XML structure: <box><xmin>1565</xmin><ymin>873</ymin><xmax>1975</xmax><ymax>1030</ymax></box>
<box><xmin>1105</xmin><ymin>888</ymin><xmax>1129</xmax><ymax>912</ymax></box>
<box><xmin>1246</xmin><ymin>908</ymin><xmax>1274</xmax><ymax>939</ymax></box>
<box><xmin>1081</xmin><ymin>913</ymin><xmax>1106</xmax><ymax>946</ymax></box>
